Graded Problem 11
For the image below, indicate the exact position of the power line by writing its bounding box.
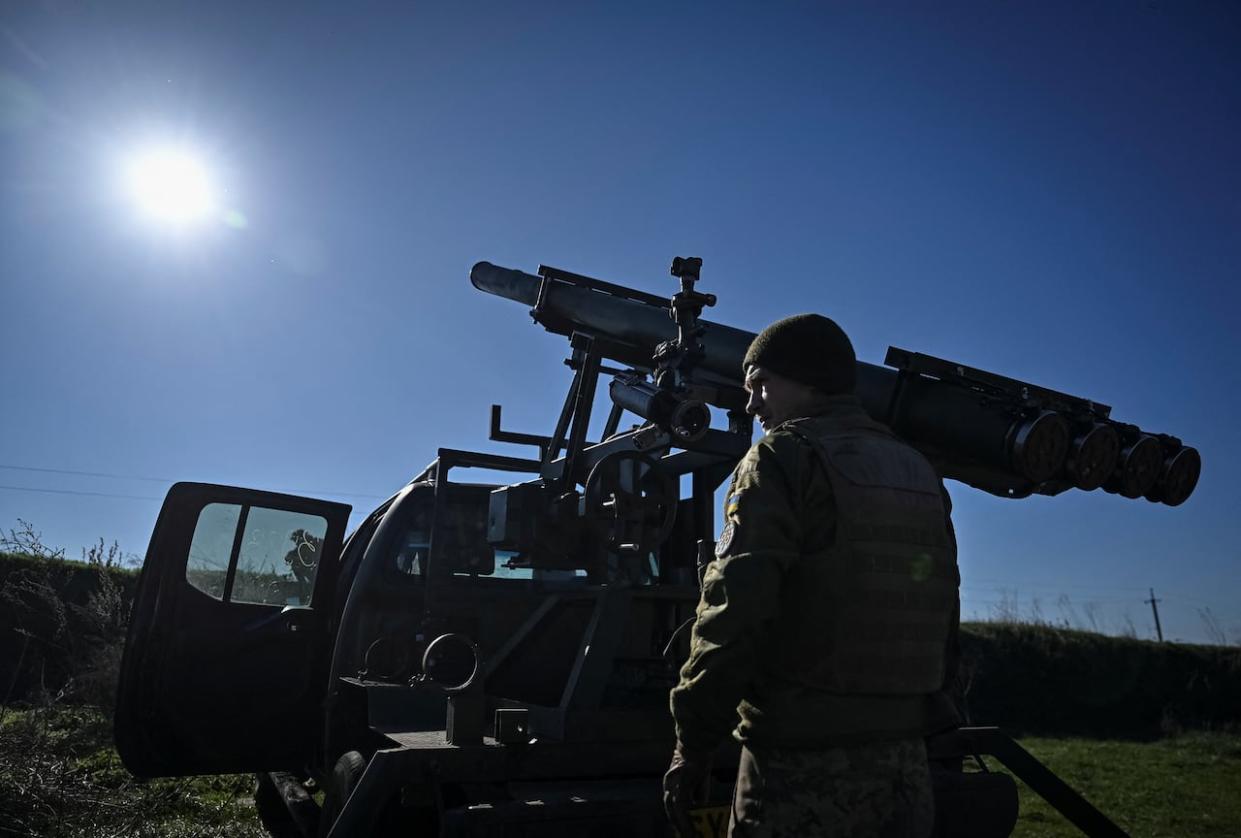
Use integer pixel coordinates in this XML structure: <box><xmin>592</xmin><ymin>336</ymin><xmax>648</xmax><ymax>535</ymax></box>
<box><xmin>0</xmin><ymin>484</ymin><xmax>163</xmax><ymax>501</ymax></box>
<box><xmin>960</xmin><ymin>582</ymin><xmax>1240</xmax><ymax>614</ymax></box>
<box><xmin>963</xmin><ymin>577</ymin><xmax>1157</xmax><ymax>594</ymax></box>
<box><xmin>0</xmin><ymin>464</ymin><xmax>387</xmax><ymax>500</ymax></box>
<box><xmin>0</xmin><ymin>464</ymin><xmax>175</xmax><ymax>483</ymax></box>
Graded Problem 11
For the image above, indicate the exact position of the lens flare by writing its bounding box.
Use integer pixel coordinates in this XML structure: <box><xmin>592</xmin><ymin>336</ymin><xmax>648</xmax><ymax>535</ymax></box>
<box><xmin>124</xmin><ymin>145</ymin><xmax>216</xmax><ymax>226</ymax></box>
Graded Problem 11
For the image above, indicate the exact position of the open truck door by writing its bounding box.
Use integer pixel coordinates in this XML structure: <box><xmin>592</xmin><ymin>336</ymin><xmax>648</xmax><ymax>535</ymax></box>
<box><xmin>116</xmin><ymin>482</ymin><xmax>351</xmax><ymax>777</ymax></box>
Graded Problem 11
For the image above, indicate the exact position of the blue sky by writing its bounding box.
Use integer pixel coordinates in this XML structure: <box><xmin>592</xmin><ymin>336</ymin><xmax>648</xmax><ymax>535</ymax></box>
<box><xmin>1</xmin><ymin>2</ymin><xmax>1238</xmax><ymax>643</ymax></box>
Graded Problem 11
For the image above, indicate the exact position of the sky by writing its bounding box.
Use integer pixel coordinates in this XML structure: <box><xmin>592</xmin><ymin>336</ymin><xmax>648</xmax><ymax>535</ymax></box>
<box><xmin>1</xmin><ymin>1</ymin><xmax>1238</xmax><ymax>644</ymax></box>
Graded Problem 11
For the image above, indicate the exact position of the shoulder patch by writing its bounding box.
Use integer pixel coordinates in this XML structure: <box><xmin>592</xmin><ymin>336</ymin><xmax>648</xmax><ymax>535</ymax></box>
<box><xmin>715</xmin><ymin>521</ymin><xmax>735</xmax><ymax>557</ymax></box>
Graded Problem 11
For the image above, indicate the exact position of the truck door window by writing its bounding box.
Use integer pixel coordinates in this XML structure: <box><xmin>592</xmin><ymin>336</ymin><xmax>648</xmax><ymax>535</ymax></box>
<box><xmin>186</xmin><ymin>503</ymin><xmax>241</xmax><ymax>598</ymax></box>
<box><xmin>489</xmin><ymin>550</ymin><xmax>534</xmax><ymax>580</ymax></box>
<box><xmin>394</xmin><ymin>529</ymin><xmax>430</xmax><ymax>577</ymax></box>
<box><xmin>184</xmin><ymin>502</ymin><xmax>329</xmax><ymax>607</ymax></box>
<box><xmin>392</xmin><ymin>504</ymin><xmax>431</xmax><ymax>577</ymax></box>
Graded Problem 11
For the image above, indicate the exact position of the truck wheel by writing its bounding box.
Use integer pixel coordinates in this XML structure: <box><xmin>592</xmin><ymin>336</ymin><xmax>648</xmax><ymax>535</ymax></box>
<box><xmin>318</xmin><ymin>750</ymin><xmax>368</xmax><ymax>838</ymax></box>
<box><xmin>254</xmin><ymin>772</ymin><xmax>303</xmax><ymax>838</ymax></box>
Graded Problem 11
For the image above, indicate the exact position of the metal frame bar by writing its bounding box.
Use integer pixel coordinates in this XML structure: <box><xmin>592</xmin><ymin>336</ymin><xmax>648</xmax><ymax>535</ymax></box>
<box><xmin>601</xmin><ymin>400</ymin><xmax>625</xmax><ymax>440</ymax></box>
<box><xmin>928</xmin><ymin>726</ymin><xmax>1128</xmax><ymax>837</ymax></box>
<box><xmin>481</xmin><ymin>594</ymin><xmax>564</xmax><ymax>680</ymax></box>
<box><xmin>558</xmin><ymin>334</ymin><xmax>602</xmax><ymax>491</ymax></box>
<box><xmin>221</xmin><ymin>504</ymin><xmax>250</xmax><ymax>603</ymax></box>
<box><xmin>545</xmin><ymin>358</ymin><xmax>583</xmax><ymax>466</ymax></box>
<box><xmin>489</xmin><ymin>404</ymin><xmax>550</xmax><ymax>460</ymax></box>
<box><xmin>558</xmin><ymin>587</ymin><xmax>631</xmax><ymax>712</ymax></box>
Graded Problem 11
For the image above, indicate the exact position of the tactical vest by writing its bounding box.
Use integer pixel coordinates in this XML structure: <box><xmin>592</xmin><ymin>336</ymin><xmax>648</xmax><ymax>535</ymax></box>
<box><xmin>770</xmin><ymin>413</ymin><xmax>958</xmax><ymax>696</ymax></box>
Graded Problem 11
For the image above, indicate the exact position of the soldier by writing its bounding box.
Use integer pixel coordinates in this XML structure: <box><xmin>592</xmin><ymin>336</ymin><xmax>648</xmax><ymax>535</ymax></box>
<box><xmin>664</xmin><ymin>314</ymin><xmax>961</xmax><ymax>837</ymax></box>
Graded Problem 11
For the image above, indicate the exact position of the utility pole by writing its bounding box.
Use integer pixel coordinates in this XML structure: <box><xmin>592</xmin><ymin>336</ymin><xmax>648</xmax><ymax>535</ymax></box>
<box><xmin>1145</xmin><ymin>587</ymin><xmax>1164</xmax><ymax>642</ymax></box>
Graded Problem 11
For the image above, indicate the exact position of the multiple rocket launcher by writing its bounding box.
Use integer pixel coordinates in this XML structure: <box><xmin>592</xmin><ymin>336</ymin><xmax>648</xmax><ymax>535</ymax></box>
<box><xmin>470</xmin><ymin>261</ymin><xmax>1200</xmax><ymax>508</ymax></box>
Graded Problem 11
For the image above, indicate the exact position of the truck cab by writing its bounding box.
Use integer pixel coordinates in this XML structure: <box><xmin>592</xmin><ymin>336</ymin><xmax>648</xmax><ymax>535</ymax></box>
<box><xmin>117</xmin><ymin>460</ymin><xmax>721</xmax><ymax>835</ymax></box>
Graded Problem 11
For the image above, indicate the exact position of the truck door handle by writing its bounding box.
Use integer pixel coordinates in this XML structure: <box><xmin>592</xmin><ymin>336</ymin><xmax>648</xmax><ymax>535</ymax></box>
<box><xmin>280</xmin><ymin>606</ymin><xmax>315</xmax><ymax>633</ymax></box>
<box><xmin>243</xmin><ymin>606</ymin><xmax>314</xmax><ymax>633</ymax></box>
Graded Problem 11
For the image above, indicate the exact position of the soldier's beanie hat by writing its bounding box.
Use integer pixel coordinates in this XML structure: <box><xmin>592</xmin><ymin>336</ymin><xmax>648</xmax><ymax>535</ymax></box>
<box><xmin>743</xmin><ymin>313</ymin><xmax>857</xmax><ymax>395</ymax></box>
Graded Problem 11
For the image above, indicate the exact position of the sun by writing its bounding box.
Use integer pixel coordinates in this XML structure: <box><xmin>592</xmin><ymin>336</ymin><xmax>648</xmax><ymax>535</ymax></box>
<box><xmin>124</xmin><ymin>145</ymin><xmax>217</xmax><ymax>226</ymax></box>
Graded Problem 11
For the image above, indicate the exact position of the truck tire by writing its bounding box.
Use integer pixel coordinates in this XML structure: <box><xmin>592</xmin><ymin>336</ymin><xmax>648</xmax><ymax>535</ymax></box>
<box><xmin>254</xmin><ymin>772</ymin><xmax>303</xmax><ymax>838</ymax></box>
<box><xmin>318</xmin><ymin>750</ymin><xmax>368</xmax><ymax>838</ymax></box>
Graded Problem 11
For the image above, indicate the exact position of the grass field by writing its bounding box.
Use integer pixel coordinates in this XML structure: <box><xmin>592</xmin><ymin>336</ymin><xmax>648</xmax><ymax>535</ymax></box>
<box><xmin>1009</xmin><ymin>734</ymin><xmax>1241</xmax><ymax>837</ymax></box>
<box><xmin>2</xmin><ymin>704</ymin><xmax>1238</xmax><ymax>837</ymax></box>
<box><xmin>0</xmin><ymin>705</ymin><xmax>265</xmax><ymax>838</ymax></box>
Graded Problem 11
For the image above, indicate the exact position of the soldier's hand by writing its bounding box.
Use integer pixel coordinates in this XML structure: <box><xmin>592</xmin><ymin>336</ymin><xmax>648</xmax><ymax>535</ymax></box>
<box><xmin>663</xmin><ymin>743</ymin><xmax>711</xmax><ymax>837</ymax></box>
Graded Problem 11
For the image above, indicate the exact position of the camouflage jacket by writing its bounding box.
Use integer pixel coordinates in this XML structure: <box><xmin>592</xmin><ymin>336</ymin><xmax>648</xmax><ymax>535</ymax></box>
<box><xmin>669</xmin><ymin>395</ymin><xmax>961</xmax><ymax>753</ymax></box>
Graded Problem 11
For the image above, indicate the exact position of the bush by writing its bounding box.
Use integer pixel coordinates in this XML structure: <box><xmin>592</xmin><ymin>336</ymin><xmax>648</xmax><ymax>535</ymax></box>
<box><xmin>959</xmin><ymin>623</ymin><xmax>1241</xmax><ymax>739</ymax></box>
<box><xmin>0</xmin><ymin>703</ymin><xmax>267</xmax><ymax>837</ymax></box>
<box><xmin>0</xmin><ymin>548</ymin><xmax>137</xmax><ymax>709</ymax></box>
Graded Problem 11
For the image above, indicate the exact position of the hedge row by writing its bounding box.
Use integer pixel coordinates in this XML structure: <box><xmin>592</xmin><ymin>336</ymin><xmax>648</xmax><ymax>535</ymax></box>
<box><xmin>0</xmin><ymin>551</ymin><xmax>138</xmax><ymax>604</ymax></box>
<box><xmin>0</xmin><ymin>551</ymin><xmax>137</xmax><ymax>705</ymax></box>
<box><xmin>958</xmin><ymin>622</ymin><xmax>1241</xmax><ymax>739</ymax></box>
<box><xmin>2</xmin><ymin>552</ymin><xmax>1239</xmax><ymax>739</ymax></box>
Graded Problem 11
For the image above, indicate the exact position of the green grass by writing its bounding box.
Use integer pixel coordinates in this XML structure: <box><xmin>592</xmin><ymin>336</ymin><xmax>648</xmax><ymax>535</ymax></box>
<box><xmin>1008</xmin><ymin>734</ymin><xmax>1241</xmax><ymax>837</ymax></box>
<box><xmin>0</xmin><ymin>705</ymin><xmax>267</xmax><ymax>838</ymax></box>
<box><xmin>3</xmin><ymin>704</ymin><xmax>1238</xmax><ymax>837</ymax></box>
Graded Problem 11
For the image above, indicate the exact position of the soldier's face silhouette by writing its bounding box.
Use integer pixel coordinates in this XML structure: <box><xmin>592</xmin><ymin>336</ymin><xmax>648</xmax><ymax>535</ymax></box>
<box><xmin>744</xmin><ymin>364</ymin><xmax>822</xmax><ymax>433</ymax></box>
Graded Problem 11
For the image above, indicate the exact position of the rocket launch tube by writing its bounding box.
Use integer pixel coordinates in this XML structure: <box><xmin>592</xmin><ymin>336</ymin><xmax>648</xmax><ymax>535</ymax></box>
<box><xmin>470</xmin><ymin>261</ymin><xmax>1198</xmax><ymax>505</ymax></box>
